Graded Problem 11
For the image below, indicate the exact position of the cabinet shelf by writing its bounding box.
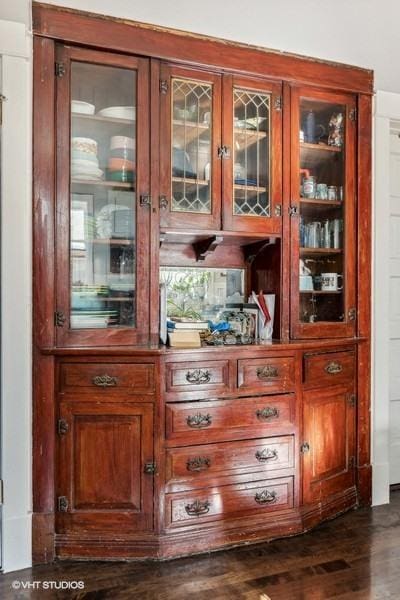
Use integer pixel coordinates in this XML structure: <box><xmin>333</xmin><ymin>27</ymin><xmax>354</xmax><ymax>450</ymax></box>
<box><xmin>172</xmin><ymin>177</ymin><xmax>209</xmax><ymax>186</ymax></box>
<box><xmin>300</xmin><ymin>142</ymin><xmax>342</xmax><ymax>153</ymax></box>
<box><xmin>300</xmin><ymin>290</ymin><xmax>342</xmax><ymax>295</ymax></box>
<box><xmin>92</xmin><ymin>238</ymin><xmax>134</xmax><ymax>246</ymax></box>
<box><xmin>72</xmin><ymin>112</ymin><xmax>135</xmax><ymax>126</ymax></box>
<box><xmin>300</xmin><ymin>198</ymin><xmax>342</xmax><ymax>208</ymax></box>
<box><xmin>300</xmin><ymin>247</ymin><xmax>342</xmax><ymax>255</ymax></box>
<box><xmin>172</xmin><ymin>120</ymin><xmax>210</xmax><ymax>146</ymax></box>
<box><xmin>71</xmin><ymin>179</ymin><xmax>134</xmax><ymax>190</ymax></box>
<box><xmin>234</xmin><ymin>184</ymin><xmax>267</xmax><ymax>192</ymax></box>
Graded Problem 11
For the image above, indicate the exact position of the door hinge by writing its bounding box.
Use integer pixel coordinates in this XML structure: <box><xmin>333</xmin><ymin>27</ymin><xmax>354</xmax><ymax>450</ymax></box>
<box><xmin>0</xmin><ymin>94</ymin><xmax>7</xmax><ymax>126</ymax></box>
<box><xmin>348</xmin><ymin>307</ymin><xmax>357</xmax><ymax>321</ymax></box>
<box><xmin>349</xmin><ymin>108</ymin><xmax>357</xmax><ymax>122</ymax></box>
<box><xmin>274</xmin><ymin>96</ymin><xmax>282</xmax><ymax>111</ymax></box>
<box><xmin>144</xmin><ymin>462</ymin><xmax>157</xmax><ymax>474</ymax></box>
<box><xmin>300</xmin><ymin>442</ymin><xmax>310</xmax><ymax>454</ymax></box>
<box><xmin>140</xmin><ymin>194</ymin><xmax>152</xmax><ymax>207</ymax></box>
<box><xmin>349</xmin><ymin>456</ymin><xmax>356</xmax><ymax>468</ymax></box>
<box><xmin>348</xmin><ymin>394</ymin><xmax>357</xmax><ymax>407</ymax></box>
<box><xmin>0</xmin><ymin>480</ymin><xmax>3</xmax><ymax>504</ymax></box>
<box><xmin>160</xmin><ymin>80</ymin><xmax>168</xmax><ymax>94</ymax></box>
<box><xmin>159</xmin><ymin>195</ymin><xmax>168</xmax><ymax>210</ymax></box>
<box><xmin>217</xmin><ymin>145</ymin><xmax>231</xmax><ymax>159</ymax></box>
<box><xmin>55</xmin><ymin>62</ymin><xmax>66</xmax><ymax>78</ymax></box>
<box><xmin>54</xmin><ymin>311</ymin><xmax>66</xmax><ymax>327</ymax></box>
<box><xmin>57</xmin><ymin>496</ymin><xmax>69</xmax><ymax>512</ymax></box>
<box><xmin>274</xmin><ymin>204</ymin><xmax>282</xmax><ymax>217</ymax></box>
<box><xmin>57</xmin><ymin>419</ymin><xmax>69</xmax><ymax>435</ymax></box>
<box><xmin>289</xmin><ymin>205</ymin><xmax>299</xmax><ymax>216</ymax></box>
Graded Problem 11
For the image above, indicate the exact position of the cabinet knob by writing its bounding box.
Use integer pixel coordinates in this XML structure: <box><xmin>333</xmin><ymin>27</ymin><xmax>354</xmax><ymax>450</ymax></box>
<box><xmin>324</xmin><ymin>361</ymin><xmax>342</xmax><ymax>375</ymax></box>
<box><xmin>186</xmin><ymin>456</ymin><xmax>211</xmax><ymax>472</ymax></box>
<box><xmin>255</xmin><ymin>448</ymin><xmax>278</xmax><ymax>462</ymax></box>
<box><xmin>186</xmin><ymin>413</ymin><xmax>212</xmax><ymax>429</ymax></box>
<box><xmin>185</xmin><ymin>369</ymin><xmax>211</xmax><ymax>385</ymax></box>
<box><xmin>185</xmin><ymin>500</ymin><xmax>211</xmax><ymax>516</ymax></box>
<box><xmin>256</xmin><ymin>407</ymin><xmax>279</xmax><ymax>421</ymax></box>
<box><xmin>256</xmin><ymin>365</ymin><xmax>279</xmax><ymax>380</ymax></box>
<box><xmin>254</xmin><ymin>489</ymin><xmax>277</xmax><ymax>505</ymax></box>
<box><xmin>92</xmin><ymin>374</ymin><xmax>118</xmax><ymax>387</ymax></box>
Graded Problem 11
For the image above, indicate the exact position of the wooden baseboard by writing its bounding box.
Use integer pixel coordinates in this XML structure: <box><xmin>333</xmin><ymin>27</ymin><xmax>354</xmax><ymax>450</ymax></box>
<box><xmin>32</xmin><ymin>512</ymin><xmax>55</xmax><ymax>564</ymax></box>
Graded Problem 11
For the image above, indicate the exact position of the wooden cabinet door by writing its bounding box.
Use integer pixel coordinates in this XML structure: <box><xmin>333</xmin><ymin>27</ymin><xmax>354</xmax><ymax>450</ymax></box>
<box><xmin>222</xmin><ymin>75</ymin><xmax>283</xmax><ymax>234</ymax></box>
<box><xmin>302</xmin><ymin>386</ymin><xmax>356</xmax><ymax>504</ymax></box>
<box><xmin>159</xmin><ymin>64</ymin><xmax>222</xmax><ymax>229</ymax></box>
<box><xmin>55</xmin><ymin>45</ymin><xmax>151</xmax><ymax>347</ymax></box>
<box><xmin>56</xmin><ymin>402</ymin><xmax>154</xmax><ymax>534</ymax></box>
<box><xmin>290</xmin><ymin>86</ymin><xmax>357</xmax><ymax>338</ymax></box>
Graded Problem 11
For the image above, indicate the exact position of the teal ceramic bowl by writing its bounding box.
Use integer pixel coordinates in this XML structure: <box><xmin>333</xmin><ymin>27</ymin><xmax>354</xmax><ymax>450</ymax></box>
<box><xmin>106</xmin><ymin>169</ymin><xmax>135</xmax><ymax>183</ymax></box>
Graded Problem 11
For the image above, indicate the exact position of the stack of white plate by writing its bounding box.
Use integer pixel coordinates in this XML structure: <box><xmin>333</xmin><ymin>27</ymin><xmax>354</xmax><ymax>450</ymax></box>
<box><xmin>71</xmin><ymin>100</ymin><xmax>96</xmax><ymax>115</ymax></box>
<box><xmin>71</xmin><ymin>137</ymin><xmax>104</xmax><ymax>181</ymax></box>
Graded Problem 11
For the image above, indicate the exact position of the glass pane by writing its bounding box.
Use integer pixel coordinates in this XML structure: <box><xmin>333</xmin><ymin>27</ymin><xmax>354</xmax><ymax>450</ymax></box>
<box><xmin>70</xmin><ymin>62</ymin><xmax>136</xmax><ymax>329</ymax></box>
<box><xmin>298</xmin><ymin>99</ymin><xmax>345</xmax><ymax>323</ymax></box>
<box><xmin>233</xmin><ymin>88</ymin><xmax>270</xmax><ymax>216</ymax></box>
<box><xmin>171</xmin><ymin>78</ymin><xmax>212</xmax><ymax>214</ymax></box>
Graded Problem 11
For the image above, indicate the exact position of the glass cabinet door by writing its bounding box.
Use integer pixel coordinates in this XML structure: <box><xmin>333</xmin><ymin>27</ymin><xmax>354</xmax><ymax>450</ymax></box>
<box><xmin>290</xmin><ymin>87</ymin><xmax>356</xmax><ymax>338</ymax></box>
<box><xmin>222</xmin><ymin>75</ymin><xmax>282</xmax><ymax>234</ymax></box>
<box><xmin>160</xmin><ymin>65</ymin><xmax>222</xmax><ymax>229</ymax></box>
<box><xmin>55</xmin><ymin>46</ymin><xmax>150</xmax><ymax>346</ymax></box>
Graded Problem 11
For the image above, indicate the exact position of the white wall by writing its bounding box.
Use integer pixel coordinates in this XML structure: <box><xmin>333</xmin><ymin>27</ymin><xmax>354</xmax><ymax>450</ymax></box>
<box><xmin>0</xmin><ymin>15</ymin><xmax>32</xmax><ymax>572</ymax></box>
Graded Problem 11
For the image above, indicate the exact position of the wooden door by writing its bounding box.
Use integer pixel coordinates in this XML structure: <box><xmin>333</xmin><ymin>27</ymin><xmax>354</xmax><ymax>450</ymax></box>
<box><xmin>56</xmin><ymin>401</ymin><xmax>154</xmax><ymax>533</ymax></box>
<box><xmin>55</xmin><ymin>45</ymin><xmax>151</xmax><ymax>347</ymax></box>
<box><xmin>222</xmin><ymin>75</ymin><xmax>282</xmax><ymax>234</ymax></box>
<box><xmin>159</xmin><ymin>64</ymin><xmax>222</xmax><ymax>229</ymax></box>
<box><xmin>302</xmin><ymin>386</ymin><xmax>356</xmax><ymax>504</ymax></box>
<box><xmin>290</xmin><ymin>86</ymin><xmax>357</xmax><ymax>338</ymax></box>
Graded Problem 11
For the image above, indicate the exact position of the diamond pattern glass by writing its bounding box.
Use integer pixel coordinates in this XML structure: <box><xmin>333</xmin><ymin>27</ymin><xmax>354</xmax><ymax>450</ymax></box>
<box><xmin>171</xmin><ymin>79</ymin><xmax>212</xmax><ymax>214</ymax></box>
<box><xmin>233</xmin><ymin>88</ymin><xmax>270</xmax><ymax>216</ymax></box>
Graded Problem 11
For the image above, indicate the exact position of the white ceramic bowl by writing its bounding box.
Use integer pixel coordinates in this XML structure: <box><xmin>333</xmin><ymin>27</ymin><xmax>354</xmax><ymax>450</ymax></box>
<box><xmin>72</xmin><ymin>137</ymin><xmax>98</xmax><ymax>155</ymax></box>
<box><xmin>97</xmin><ymin>106</ymin><xmax>136</xmax><ymax>120</ymax></box>
<box><xmin>71</xmin><ymin>100</ymin><xmax>95</xmax><ymax>115</ymax></box>
<box><xmin>110</xmin><ymin>136</ymin><xmax>135</xmax><ymax>150</ymax></box>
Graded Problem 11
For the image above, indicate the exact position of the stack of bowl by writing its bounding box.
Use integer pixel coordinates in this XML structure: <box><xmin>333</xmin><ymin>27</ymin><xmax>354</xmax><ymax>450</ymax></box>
<box><xmin>71</xmin><ymin>137</ymin><xmax>103</xmax><ymax>181</ymax></box>
<box><xmin>107</xmin><ymin>136</ymin><xmax>135</xmax><ymax>183</ymax></box>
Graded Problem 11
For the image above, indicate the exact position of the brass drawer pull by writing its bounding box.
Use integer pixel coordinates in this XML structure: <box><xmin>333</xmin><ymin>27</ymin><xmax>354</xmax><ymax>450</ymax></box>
<box><xmin>324</xmin><ymin>361</ymin><xmax>343</xmax><ymax>375</ymax></box>
<box><xmin>254</xmin><ymin>489</ymin><xmax>277</xmax><ymax>505</ymax></box>
<box><xmin>185</xmin><ymin>369</ymin><xmax>211</xmax><ymax>385</ymax></box>
<box><xmin>185</xmin><ymin>499</ymin><xmax>210</xmax><ymax>516</ymax></box>
<box><xmin>186</xmin><ymin>456</ymin><xmax>211</xmax><ymax>472</ymax></box>
<box><xmin>186</xmin><ymin>413</ymin><xmax>212</xmax><ymax>429</ymax></box>
<box><xmin>256</xmin><ymin>365</ymin><xmax>279</xmax><ymax>380</ymax></box>
<box><xmin>92</xmin><ymin>374</ymin><xmax>118</xmax><ymax>387</ymax></box>
<box><xmin>255</xmin><ymin>448</ymin><xmax>278</xmax><ymax>462</ymax></box>
<box><xmin>256</xmin><ymin>407</ymin><xmax>279</xmax><ymax>421</ymax></box>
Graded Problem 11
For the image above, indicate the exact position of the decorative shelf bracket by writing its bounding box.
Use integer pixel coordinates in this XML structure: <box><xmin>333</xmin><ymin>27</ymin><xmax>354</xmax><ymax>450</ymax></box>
<box><xmin>193</xmin><ymin>235</ymin><xmax>223</xmax><ymax>261</ymax></box>
<box><xmin>244</xmin><ymin>238</ymin><xmax>276</xmax><ymax>264</ymax></box>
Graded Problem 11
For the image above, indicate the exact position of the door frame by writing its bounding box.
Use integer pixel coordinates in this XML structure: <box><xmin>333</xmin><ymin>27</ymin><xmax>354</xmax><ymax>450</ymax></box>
<box><xmin>373</xmin><ymin>91</ymin><xmax>400</xmax><ymax>506</ymax></box>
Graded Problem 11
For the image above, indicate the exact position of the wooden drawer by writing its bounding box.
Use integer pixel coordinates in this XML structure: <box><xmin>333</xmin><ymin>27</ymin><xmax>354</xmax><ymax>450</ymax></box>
<box><xmin>59</xmin><ymin>362</ymin><xmax>155</xmax><ymax>395</ymax></box>
<box><xmin>238</xmin><ymin>356</ymin><xmax>296</xmax><ymax>393</ymax></box>
<box><xmin>166</xmin><ymin>436</ymin><xmax>294</xmax><ymax>487</ymax></box>
<box><xmin>303</xmin><ymin>350</ymin><xmax>355</xmax><ymax>389</ymax></box>
<box><xmin>166</xmin><ymin>395</ymin><xmax>295</xmax><ymax>444</ymax></box>
<box><xmin>165</xmin><ymin>476</ymin><xmax>294</xmax><ymax>528</ymax></box>
<box><xmin>166</xmin><ymin>360</ymin><xmax>230</xmax><ymax>395</ymax></box>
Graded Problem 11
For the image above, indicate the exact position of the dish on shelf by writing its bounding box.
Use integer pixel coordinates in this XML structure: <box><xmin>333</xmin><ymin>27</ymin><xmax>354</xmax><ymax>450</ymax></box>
<box><xmin>234</xmin><ymin>178</ymin><xmax>258</xmax><ymax>186</ymax></box>
<box><xmin>234</xmin><ymin>117</ymin><xmax>267</xmax><ymax>131</ymax></box>
<box><xmin>71</xmin><ymin>137</ymin><xmax>98</xmax><ymax>156</ymax></box>
<box><xmin>97</xmin><ymin>106</ymin><xmax>136</xmax><ymax>120</ymax></box>
<box><xmin>71</xmin><ymin>100</ymin><xmax>95</xmax><ymax>115</ymax></box>
<box><xmin>71</xmin><ymin>164</ymin><xmax>104</xmax><ymax>180</ymax></box>
<box><xmin>108</xmin><ymin>157</ymin><xmax>135</xmax><ymax>171</ymax></box>
<box><xmin>110</xmin><ymin>136</ymin><xmax>135</xmax><ymax>150</ymax></box>
<box><xmin>172</xmin><ymin>147</ymin><xmax>197</xmax><ymax>179</ymax></box>
<box><xmin>96</xmin><ymin>203</ymin><xmax>133</xmax><ymax>238</ymax></box>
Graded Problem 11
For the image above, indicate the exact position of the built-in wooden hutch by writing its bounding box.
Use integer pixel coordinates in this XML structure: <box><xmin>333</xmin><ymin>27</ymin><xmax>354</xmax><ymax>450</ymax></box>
<box><xmin>32</xmin><ymin>2</ymin><xmax>372</xmax><ymax>562</ymax></box>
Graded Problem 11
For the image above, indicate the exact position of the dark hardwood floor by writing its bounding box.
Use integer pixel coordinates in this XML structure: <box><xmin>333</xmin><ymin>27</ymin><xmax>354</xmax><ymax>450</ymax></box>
<box><xmin>3</xmin><ymin>492</ymin><xmax>400</xmax><ymax>599</ymax></box>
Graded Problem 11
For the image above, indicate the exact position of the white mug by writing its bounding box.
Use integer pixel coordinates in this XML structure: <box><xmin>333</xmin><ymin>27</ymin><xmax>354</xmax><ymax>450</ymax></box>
<box><xmin>321</xmin><ymin>273</ymin><xmax>343</xmax><ymax>291</ymax></box>
<box><xmin>299</xmin><ymin>275</ymin><xmax>313</xmax><ymax>291</ymax></box>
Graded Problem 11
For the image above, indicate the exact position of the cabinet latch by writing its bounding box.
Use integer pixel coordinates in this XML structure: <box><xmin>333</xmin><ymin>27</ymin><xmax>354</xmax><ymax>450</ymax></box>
<box><xmin>57</xmin><ymin>496</ymin><xmax>69</xmax><ymax>512</ymax></box>
<box><xmin>54</xmin><ymin>311</ymin><xmax>66</xmax><ymax>327</ymax></box>
<box><xmin>55</xmin><ymin>62</ymin><xmax>66</xmax><ymax>78</ymax></box>
<box><xmin>140</xmin><ymin>195</ymin><xmax>152</xmax><ymax>207</ymax></box>
<box><xmin>289</xmin><ymin>205</ymin><xmax>299</xmax><ymax>216</ymax></box>
<box><xmin>217</xmin><ymin>145</ymin><xmax>231</xmax><ymax>159</ymax></box>
<box><xmin>348</xmin><ymin>394</ymin><xmax>357</xmax><ymax>407</ymax></box>
<box><xmin>159</xmin><ymin>195</ymin><xmax>168</xmax><ymax>210</ymax></box>
<box><xmin>349</xmin><ymin>456</ymin><xmax>356</xmax><ymax>468</ymax></box>
<box><xmin>144</xmin><ymin>462</ymin><xmax>157</xmax><ymax>475</ymax></box>
<box><xmin>159</xmin><ymin>80</ymin><xmax>168</xmax><ymax>94</ymax></box>
<box><xmin>274</xmin><ymin>96</ymin><xmax>282</xmax><ymax>111</ymax></box>
<box><xmin>348</xmin><ymin>307</ymin><xmax>357</xmax><ymax>321</ymax></box>
<box><xmin>0</xmin><ymin>94</ymin><xmax>7</xmax><ymax>126</ymax></box>
<box><xmin>274</xmin><ymin>204</ymin><xmax>282</xmax><ymax>217</ymax></box>
<box><xmin>349</xmin><ymin>108</ymin><xmax>357</xmax><ymax>122</ymax></box>
<box><xmin>300</xmin><ymin>442</ymin><xmax>310</xmax><ymax>453</ymax></box>
<box><xmin>57</xmin><ymin>419</ymin><xmax>69</xmax><ymax>435</ymax></box>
